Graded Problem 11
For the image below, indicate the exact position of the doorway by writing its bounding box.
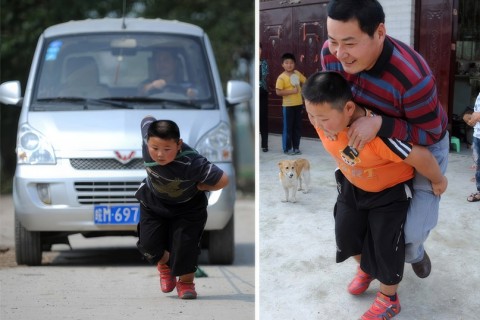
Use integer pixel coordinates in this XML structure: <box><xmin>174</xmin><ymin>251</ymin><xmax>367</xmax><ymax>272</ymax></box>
<box><xmin>451</xmin><ymin>0</ymin><xmax>480</xmax><ymax>146</ymax></box>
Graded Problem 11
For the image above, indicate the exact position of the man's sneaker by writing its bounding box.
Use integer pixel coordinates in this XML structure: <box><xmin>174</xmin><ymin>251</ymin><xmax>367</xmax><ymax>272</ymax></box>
<box><xmin>360</xmin><ymin>292</ymin><xmax>401</xmax><ymax>319</ymax></box>
<box><xmin>176</xmin><ymin>280</ymin><xmax>197</xmax><ymax>299</ymax></box>
<box><xmin>348</xmin><ymin>266</ymin><xmax>374</xmax><ymax>295</ymax></box>
<box><xmin>157</xmin><ymin>264</ymin><xmax>176</xmax><ymax>293</ymax></box>
<box><xmin>293</xmin><ymin>149</ymin><xmax>302</xmax><ymax>155</ymax></box>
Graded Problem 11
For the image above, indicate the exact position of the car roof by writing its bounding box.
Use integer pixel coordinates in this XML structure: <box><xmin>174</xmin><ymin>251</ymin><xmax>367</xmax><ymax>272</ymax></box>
<box><xmin>43</xmin><ymin>18</ymin><xmax>205</xmax><ymax>38</ymax></box>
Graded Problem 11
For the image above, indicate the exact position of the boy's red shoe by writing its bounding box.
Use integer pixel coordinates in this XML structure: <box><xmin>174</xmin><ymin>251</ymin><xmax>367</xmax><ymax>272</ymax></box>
<box><xmin>348</xmin><ymin>266</ymin><xmax>374</xmax><ymax>295</ymax></box>
<box><xmin>360</xmin><ymin>292</ymin><xmax>401</xmax><ymax>319</ymax></box>
<box><xmin>176</xmin><ymin>280</ymin><xmax>197</xmax><ymax>299</ymax></box>
<box><xmin>157</xmin><ymin>264</ymin><xmax>176</xmax><ymax>293</ymax></box>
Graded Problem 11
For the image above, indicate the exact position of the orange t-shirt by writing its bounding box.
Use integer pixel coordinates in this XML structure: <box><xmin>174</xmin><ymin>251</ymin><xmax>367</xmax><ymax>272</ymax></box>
<box><xmin>316</xmin><ymin>128</ymin><xmax>414</xmax><ymax>192</ymax></box>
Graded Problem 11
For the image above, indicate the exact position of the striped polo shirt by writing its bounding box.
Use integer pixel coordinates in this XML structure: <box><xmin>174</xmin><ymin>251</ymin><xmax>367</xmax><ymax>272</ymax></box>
<box><xmin>321</xmin><ymin>36</ymin><xmax>448</xmax><ymax>146</ymax></box>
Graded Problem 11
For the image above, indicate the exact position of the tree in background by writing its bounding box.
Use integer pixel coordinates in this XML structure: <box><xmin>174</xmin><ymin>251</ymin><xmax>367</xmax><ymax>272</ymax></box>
<box><xmin>0</xmin><ymin>0</ymin><xmax>254</xmax><ymax>193</ymax></box>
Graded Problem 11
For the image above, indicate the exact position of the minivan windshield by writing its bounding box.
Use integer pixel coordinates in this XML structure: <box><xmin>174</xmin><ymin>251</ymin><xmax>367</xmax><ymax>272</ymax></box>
<box><xmin>33</xmin><ymin>33</ymin><xmax>217</xmax><ymax>110</ymax></box>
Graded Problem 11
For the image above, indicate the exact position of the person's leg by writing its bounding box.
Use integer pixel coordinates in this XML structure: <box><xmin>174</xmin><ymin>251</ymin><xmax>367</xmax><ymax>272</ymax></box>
<box><xmin>334</xmin><ymin>171</ymin><xmax>367</xmax><ymax>263</ymax></box>
<box><xmin>168</xmin><ymin>194</ymin><xmax>208</xmax><ymax>299</ymax></box>
<box><xmin>179</xmin><ymin>273</ymin><xmax>195</xmax><ymax>283</ymax></box>
<box><xmin>333</xmin><ymin>171</ymin><xmax>373</xmax><ymax>295</ymax></box>
<box><xmin>157</xmin><ymin>251</ymin><xmax>169</xmax><ymax>264</ymax></box>
<box><xmin>467</xmin><ymin>137</ymin><xmax>480</xmax><ymax>201</ymax></box>
<box><xmin>473</xmin><ymin>136</ymin><xmax>479</xmax><ymax>164</ymax></box>
<box><xmin>474</xmin><ymin>137</ymin><xmax>480</xmax><ymax>191</ymax></box>
<box><xmin>358</xmin><ymin>184</ymin><xmax>408</xmax><ymax>320</ymax></box>
<box><xmin>172</xmin><ymin>211</ymin><xmax>205</xmax><ymax>300</ymax></box>
<box><xmin>259</xmin><ymin>88</ymin><xmax>269</xmax><ymax>150</ymax></box>
<box><xmin>364</xmin><ymin>191</ymin><xmax>408</xmax><ymax>286</ymax></box>
<box><xmin>379</xmin><ymin>283</ymin><xmax>398</xmax><ymax>297</ymax></box>
<box><xmin>292</xmin><ymin>105</ymin><xmax>303</xmax><ymax>152</ymax></box>
<box><xmin>282</xmin><ymin>106</ymin><xmax>288</xmax><ymax>152</ymax></box>
<box><xmin>404</xmin><ymin>133</ymin><xmax>449</xmax><ymax>272</ymax></box>
<box><xmin>169</xmin><ymin>211</ymin><xmax>207</xmax><ymax>276</ymax></box>
<box><xmin>136</xmin><ymin>201</ymin><xmax>176</xmax><ymax>293</ymax></box>
<box><xmin>136</xmin><ymin>203</ymin><xmax>170</xmax><ymax>266</ymax></box>
<box><xmin>173</xmin><ymin>207</ymin><xmax>206</xmax><ymax>299</ymax></box>
<box><xmin>282</xmin><ymin>106</ymin><xmax>294</xmax><ymax>153</ymax></box>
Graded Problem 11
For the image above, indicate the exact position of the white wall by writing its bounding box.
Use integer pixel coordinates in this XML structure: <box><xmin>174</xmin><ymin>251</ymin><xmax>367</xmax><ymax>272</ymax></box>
<box><xmin>380</xmin><ymin>0</ymin><xmax>415</xmax><ymax>46</ymax></box>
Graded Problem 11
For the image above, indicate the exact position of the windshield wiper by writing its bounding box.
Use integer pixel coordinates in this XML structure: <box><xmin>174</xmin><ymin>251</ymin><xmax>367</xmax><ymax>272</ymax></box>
<box><xmin>111</xmin><ymin>97</ymin><xmax>203</xmax><ymax>109</ymax></box>
<box><xmin>37</xmin><ymin>97</ymin><xmax>132</xmax><ymax>109</ymax></box>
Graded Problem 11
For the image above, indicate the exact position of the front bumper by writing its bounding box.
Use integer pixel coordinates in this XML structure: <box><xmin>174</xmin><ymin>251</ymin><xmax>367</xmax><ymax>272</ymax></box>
<box><xmin>13</xmin><ymin>161</ymin><xmax>235</xmax><ymax>232</ymax></box>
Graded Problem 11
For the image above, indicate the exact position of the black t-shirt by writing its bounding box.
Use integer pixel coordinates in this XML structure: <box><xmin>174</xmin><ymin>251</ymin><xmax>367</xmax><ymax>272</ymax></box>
<box><xmin>141</xmin><ymin>116</ymin><xmax>224</xmax><ymax>203</ymax></box>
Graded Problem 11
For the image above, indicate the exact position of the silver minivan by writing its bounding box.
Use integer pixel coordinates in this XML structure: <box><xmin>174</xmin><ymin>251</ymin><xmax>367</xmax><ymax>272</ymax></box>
<box><xmin>0</xmin><ymin>18</ymin><xmax>251</xmax><ymax>266</ymax></box>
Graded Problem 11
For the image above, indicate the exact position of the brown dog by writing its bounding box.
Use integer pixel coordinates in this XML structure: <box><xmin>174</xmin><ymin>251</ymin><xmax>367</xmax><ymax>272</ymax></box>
<box><xmin>278</xmin><ymin>158</ymin><xmax>311</xmax><ymax>203</ymax></box>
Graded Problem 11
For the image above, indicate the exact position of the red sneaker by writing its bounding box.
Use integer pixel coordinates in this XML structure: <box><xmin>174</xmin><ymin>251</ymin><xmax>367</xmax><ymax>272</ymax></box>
<box><xmin>157</xmin><ymin>264</ymin><xmax>176</xmax><ymax>293</ymax></box>
<box><xmin>360</xmin><ymin>292</ymin><xmax>401</xmax><ymax>319</ymax></box>
<box><xmin>348</xmin><ymin>266</ymin><xmax>374</xmax><ymax>295</ymax></box>
<box><xmin>176</xmin><ymin>280</ymin><xmax>197</xmax><ymax>299</ymax></box>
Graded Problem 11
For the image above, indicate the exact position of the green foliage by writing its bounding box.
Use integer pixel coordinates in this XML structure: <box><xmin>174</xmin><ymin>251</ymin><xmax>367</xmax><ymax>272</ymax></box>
<box><xmin>139</xmin><ymin>0</ymin><xmax>254</xmax><ymax>85</ymax></box>
<box><xmin>0</xmin><ymin>0</ymin><xmax>107</xmax><ymax>85</ymax></box>
<box><xmin>0</xmin><ymin>0</ymin><xmax>254</xmax><ymax>86</ymax></box>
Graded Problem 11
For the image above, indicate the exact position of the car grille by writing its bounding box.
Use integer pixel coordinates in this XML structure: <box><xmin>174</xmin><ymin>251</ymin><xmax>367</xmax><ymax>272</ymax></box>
<box><xmin>74</xmin><ymin>181</ymin><xmax>141</xmax><ymax>205</ymax></box>
<box><xmin>70</xmin><ymin>158</ymin><xmax>144</xmax><ymax>170</ymax></box>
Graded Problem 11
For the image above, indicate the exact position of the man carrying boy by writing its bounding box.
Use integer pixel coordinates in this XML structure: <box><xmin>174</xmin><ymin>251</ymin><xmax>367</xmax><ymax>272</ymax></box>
<box><xmin>275</xmin><ymin>52</ymin><xmax>307</xmax><ymax>155</ymax></box>
<box><xmin>321</xmin><ymin>0</ymin><xmax>449</xmax><ymax>279</ymax></box>
<box><xmin>302</xmin><ymin>71</ymin><xmax>448</xmax><ymax>319</ymax></box>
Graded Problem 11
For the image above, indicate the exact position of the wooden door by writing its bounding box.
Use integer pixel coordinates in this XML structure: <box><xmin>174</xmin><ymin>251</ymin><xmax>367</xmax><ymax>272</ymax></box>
<box><xmin>260</xmin><ymin>5</ymin><xmax>293</xmax><ymax>135</ymax></box>
<box><xmin>416</xmin><ymin>0</ymin><xmax>456</xmax><ymax>121</ymax></box>
<box><xmin>292</xmin><ymin>2</ymin><xmax>329</xmax><ymax>137</ymax></box>
<box><xmin>260</xmin><ymin>0</ymin><xmax>328</xmax><ymax>137</ymax></box>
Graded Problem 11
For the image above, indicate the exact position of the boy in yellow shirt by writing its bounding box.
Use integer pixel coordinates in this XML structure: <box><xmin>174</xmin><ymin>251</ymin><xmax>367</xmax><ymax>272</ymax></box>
<box><xmin>275</xmin><ymin>53</ymin><xmax>306</xmax><ymax>155</ymax></box>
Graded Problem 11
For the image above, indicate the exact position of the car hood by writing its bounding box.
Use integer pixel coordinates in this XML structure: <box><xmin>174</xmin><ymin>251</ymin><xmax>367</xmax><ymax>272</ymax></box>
<box><xmin>26</xmin><ymin>109</ymin><xmax>222</xmax><ymax>155</ymax></box>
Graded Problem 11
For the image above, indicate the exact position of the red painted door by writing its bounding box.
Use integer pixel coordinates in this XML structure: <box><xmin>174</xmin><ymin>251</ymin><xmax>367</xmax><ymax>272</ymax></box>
<box><xmin>260</xmin><ymin>5</ymin><xmax>292</xmax><ymax>135</ymax></box>
<box><xmin>416</xmin><ymin>0</ymin><xmax>456</xmax><ymax>120</ymax></box>
<box><xmin>260</xmin><ymin>0</ymin><xmax>329</xmax><ymax>138</ymax></box>
<box><xmin>292</xmin><ymin>3</ymin><xmax>329</xmax><ymax>138</ymax></box>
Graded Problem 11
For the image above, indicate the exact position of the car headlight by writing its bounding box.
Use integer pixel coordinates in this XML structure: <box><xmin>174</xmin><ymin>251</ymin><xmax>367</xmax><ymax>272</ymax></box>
<box><xmin>17</xmin><ymin>124</ymin><xmax>56</xmax><ymax>164</ymax></box>
<box><xmin>195</xmin><ymin>122</ymin><xmax>232</xmax><ymax>162</ymax></box>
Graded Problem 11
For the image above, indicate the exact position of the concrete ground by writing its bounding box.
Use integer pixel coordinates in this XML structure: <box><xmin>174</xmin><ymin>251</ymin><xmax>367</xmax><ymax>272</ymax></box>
<box><xmin>259</xmin><ymin>134</ymin><xmax>479</xmax><ymax>320</ymax></box>
<box><xmin>0</xmin><ymin>195</ymin><xmax>254</xmax><ymax>320</ymax></box>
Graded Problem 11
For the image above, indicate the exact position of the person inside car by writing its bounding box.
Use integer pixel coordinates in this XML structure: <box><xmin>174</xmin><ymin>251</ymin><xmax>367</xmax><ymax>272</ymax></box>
<box><xmin>139</xmin><ymin>48</ymin><xmax>197</xmax><ymax>98</ymax></box>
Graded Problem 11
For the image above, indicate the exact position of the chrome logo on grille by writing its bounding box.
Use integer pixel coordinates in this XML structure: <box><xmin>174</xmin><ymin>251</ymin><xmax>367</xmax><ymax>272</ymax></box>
<box><xmin>114</xmin><ymin>151</ymin><xmax>136</xmax><ymax>164</ymax></box>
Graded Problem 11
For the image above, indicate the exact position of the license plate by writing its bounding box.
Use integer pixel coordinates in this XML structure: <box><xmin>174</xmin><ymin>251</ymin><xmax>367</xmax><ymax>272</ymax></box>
<box><xmin>94</xmin><ymin>205</ymin><xmax>140</xmax><ymax>225</ymax></box>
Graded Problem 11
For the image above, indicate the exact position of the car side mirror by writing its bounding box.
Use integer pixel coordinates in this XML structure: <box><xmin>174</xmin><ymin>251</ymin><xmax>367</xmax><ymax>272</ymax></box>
<box><xmin>226</xmin><ymin>80</ymin><xmax>252</xmax><ymax>106</ymax></box>
<box><xmin>0</xmin><ymin>81</ymin><xmax>22</xmax><ymax>106</ymax></box>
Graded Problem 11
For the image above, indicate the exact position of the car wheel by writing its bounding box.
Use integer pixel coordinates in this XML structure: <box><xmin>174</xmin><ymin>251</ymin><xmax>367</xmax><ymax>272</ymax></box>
<box><xmin>15</xmin><ymin>215</ymin><xmax>42</xmax><ymax>266</ymax></box>
<box><xmin>208</xmin><ymin>215</ymin><xmax>234</xmax><ymax>265</ymax></box>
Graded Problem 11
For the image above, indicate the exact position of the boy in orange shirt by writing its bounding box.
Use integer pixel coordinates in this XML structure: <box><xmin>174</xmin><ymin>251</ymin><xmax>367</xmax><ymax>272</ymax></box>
<box><xmin>302</xmin><ymin>72</ymin><xmax>448</xmax><ymax>319</ymax></box>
